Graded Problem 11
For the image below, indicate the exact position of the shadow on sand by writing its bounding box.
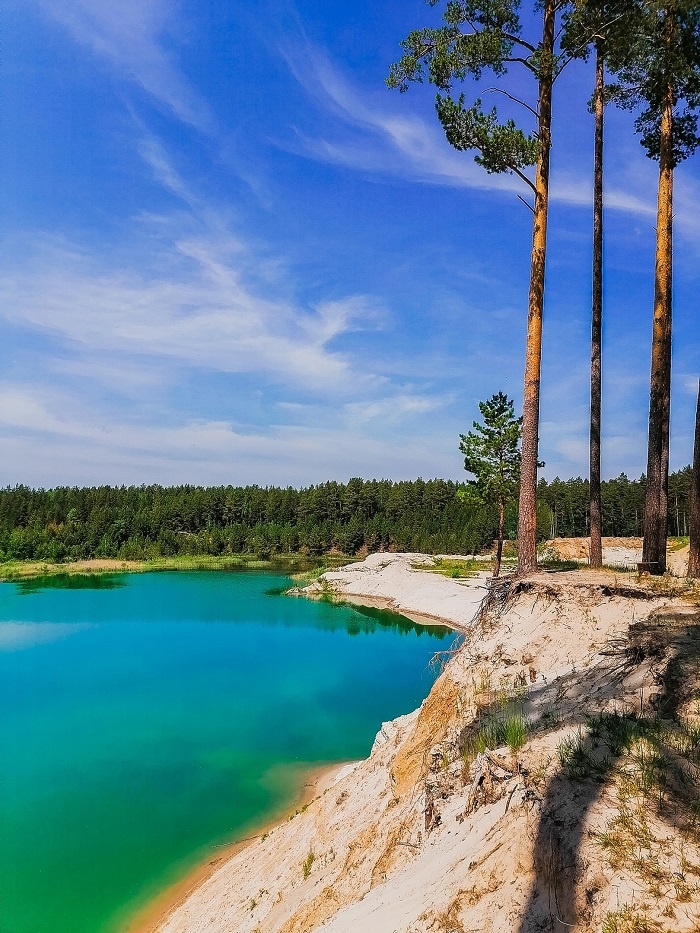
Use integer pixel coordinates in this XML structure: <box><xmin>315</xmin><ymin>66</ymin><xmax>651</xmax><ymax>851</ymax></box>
<box><xmin>508</xmin><ymin>605</ymin><xmax>700</xmax><ymax>931</ymax></box>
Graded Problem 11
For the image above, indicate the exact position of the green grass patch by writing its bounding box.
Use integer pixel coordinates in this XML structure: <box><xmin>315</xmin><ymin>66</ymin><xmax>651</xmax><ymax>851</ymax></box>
<box><xmin>415</xmin><ymin>557</ymin><xmax>482</xmax><ymax>579</ymax></box>
<box><xmin>461</xmin><ymin>691</ymin><xmax>529</xmax><ymax>761</ymax></box>
<box><xmin>0</xmin><ymin>553</ymin><xmax>355</xmax><ymax>583</ymax></box>
<box><xmin>301</xmin><ymin>850</ymin><xmax>315</xmax><ymax>880</ymax></box>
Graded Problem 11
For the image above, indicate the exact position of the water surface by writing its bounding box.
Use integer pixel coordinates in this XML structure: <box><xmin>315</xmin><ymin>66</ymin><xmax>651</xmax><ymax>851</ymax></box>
<box><xmin>0</xmin><ymin>571</ymin><xmax>452</xmax><ymax>933</ymax></box>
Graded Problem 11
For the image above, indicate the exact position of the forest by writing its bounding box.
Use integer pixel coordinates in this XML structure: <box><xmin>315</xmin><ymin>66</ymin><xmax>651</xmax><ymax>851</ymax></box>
<box><xmin>0</xmin><ymin>470</ymin><xmax>692</xmax><ymax>563</ymax></box>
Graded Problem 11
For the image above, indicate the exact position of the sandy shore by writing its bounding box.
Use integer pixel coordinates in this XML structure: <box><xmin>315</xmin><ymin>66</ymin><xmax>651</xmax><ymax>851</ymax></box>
<box><xmin>128</xmin><ymin>761</ymin><xmax>355</xmax><ymax>933</ymax></box>
<box><xmin>304</xmin><ymin>551</ymin><xmax>491</xmax><ymax>630</ymax></box>
<box><xmin>154</xmin><ymin>552</ymin><xmax>700</xmax><ymax>933</ymax></box>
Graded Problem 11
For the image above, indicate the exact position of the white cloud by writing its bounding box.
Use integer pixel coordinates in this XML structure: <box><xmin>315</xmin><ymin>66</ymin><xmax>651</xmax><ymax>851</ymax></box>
<box><xmin>31</xmin><ymin>0</ymin><xmax>214</xmax><ymax>131</ymax></box>
<box><xmin>0</xmin><ymin>136</ymin><xmax>389</xmax><ymax>396</ymax></box>
<box><xmin>344</xmin><ymin>393</ymin><xmax>450</xmax><ymax>423</ymax></box>
<box><xmin>680</xmin><ymin>374</ymin><xmax>700</xmax><ymax>396</ymax></box>
<box><xmin>51</xmin><ymin>358</ymin><xmax>168</xmax><ymax>396</ymax></box>
<box><xmin>0</xmin><ymin>386</ymin><xmax>462</xmax><ymax>487</ymax></box>
<box><xmin>280</xmin><ymin>42</ymin><xmax>663</xmax><ymax>219</ymax></box>
<box><xmin>0</xmin><ymin>230</ymin><xmax>382</xmax><ymax>395</ymax></box>
<box><xmin>281</xmin><ymin>43</ymin><xmax>524</xmax><ymax>196</ymax></box>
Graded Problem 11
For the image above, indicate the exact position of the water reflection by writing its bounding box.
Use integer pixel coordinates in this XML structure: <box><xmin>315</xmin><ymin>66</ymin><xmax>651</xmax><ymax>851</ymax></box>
<box><xmin>349</xmin><ymin>604</ymin><xmax>451</xmax><ymax>639</ymax></box>
<box><xmin>15</xmin><ymin>574</ymin><xmax>127</xmax><ymax>594</ymax></box>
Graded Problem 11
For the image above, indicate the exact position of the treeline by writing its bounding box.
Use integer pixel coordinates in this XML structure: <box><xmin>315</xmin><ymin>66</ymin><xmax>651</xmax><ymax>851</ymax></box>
<box><xmin>0</xmin><ymin>471</ymin><xmax>692</xmax><ymax>563</ymax></box>
<box><xmin>0</xmin><ymin>480</ymin><xmax>494</xmax><ymax>562</ymax></box>
<box><xmin>537</xmin><ymin>468</ymin><xmax>693</xmax><ymax>538</ymax></box>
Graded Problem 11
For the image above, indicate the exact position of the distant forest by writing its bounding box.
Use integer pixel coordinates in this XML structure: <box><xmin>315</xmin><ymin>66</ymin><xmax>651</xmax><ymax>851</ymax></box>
<box><xmin>0</xmin><ymin>470</ymin><xmax>693</xmax><ymax>563</ymax></box>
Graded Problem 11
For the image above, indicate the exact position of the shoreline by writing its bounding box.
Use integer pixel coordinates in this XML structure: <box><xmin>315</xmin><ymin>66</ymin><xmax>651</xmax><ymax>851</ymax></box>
<box><xmin>339</xmin><ymin>592</ymin><xmax>469</xmax><ymax>632</ymax></box>
<box><xmin>127</xmin><ymin>760</ymin><xmax>355</xmax><ymax>933</ymax></box>
<box><xmin>127</xmin><ymin>574</ymin><xmax>466</xmax><ymax>931</ymax></box>
<box><xmin>108</xmin><ymin>554</ymin><xmax>700</xmax><ymax>933</ymax></box>
<box><xmin>0</xmin><ymin>554</ymin><xmax>353</xmax><ymax>582</ymax></box>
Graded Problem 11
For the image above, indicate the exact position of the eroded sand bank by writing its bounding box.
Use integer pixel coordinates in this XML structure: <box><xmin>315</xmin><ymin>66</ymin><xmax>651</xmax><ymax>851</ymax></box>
<box><xmin>154</xmin><ymin>553</ymin><xmax>700</xmax><ymax>932</ymax></box>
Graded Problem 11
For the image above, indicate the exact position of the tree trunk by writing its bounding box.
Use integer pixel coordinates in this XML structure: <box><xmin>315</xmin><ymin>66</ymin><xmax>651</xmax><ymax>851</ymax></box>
<box><xmin>589</xmin><ymin>43</ymin><xmax>604</xmax><ymax>569</ymax></box>
<box><xmin>642</xmin><ymin>76</ymin><xmax>673</xmax><ymax>576</ymax></box>
<box><xmin>689</xmin><ymin>380</ymin><xmax>700</xmax><ymax>578</ymax></box>
<box><xmin>494</xmin><ymin>501</ymin><xmax>505</xmax><ymax>577</ymax></box>
<box><xmin>516</xmin><ymin>0</ymin><xmax>555</xmax><ymax>576</ymax></box>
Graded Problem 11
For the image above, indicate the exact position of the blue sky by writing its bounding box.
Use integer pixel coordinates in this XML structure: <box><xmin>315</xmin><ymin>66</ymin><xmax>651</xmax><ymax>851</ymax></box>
<box><xmin>2</xmin><ymin>0</ymin><xmax>699</xmax><ymax>488</ymax></box>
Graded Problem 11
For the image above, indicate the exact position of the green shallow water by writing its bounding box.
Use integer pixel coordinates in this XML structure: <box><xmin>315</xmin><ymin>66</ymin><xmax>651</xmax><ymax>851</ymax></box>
<box><xmin>0</xmin><ymin>571</ymin><xmax>453</xmax><ymax>933</ymax></box>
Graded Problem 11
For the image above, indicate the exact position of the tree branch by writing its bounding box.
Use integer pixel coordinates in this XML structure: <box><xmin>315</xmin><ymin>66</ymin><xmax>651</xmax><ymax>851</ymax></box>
<box><xmin>484</xmin><ymin>87</ymin><xmax>539</xmax><ymax>120</ymax></box>
<box><xmin>504</xmin><ymin>57</ymin><xmax>538</xmax><ymax>73</ymax></box>
<box><xmin>500</xmin><ymin>32</ymin><xmax>537</xmax><ymax>53</ymax></box>
<box><xmin>510</xmin><ymin>166</ymin><xmax>537</xmax><ymax>194</ymax></box>
<box><xmin>517</xmin><ymin>193</ymin><xmax>535</xmax><ymax>213</ymax></box>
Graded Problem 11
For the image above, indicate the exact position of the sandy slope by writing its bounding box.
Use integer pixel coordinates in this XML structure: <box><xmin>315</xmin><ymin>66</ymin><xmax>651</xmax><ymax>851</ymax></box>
<box><xmin>157</xmin><ymin>555</ymin><xmax>700</xmax><ymax>933</ymax></box>
<box><xmin>547</xmin><ymin>536</ymin><xmax>691</xmax><ymax>575</ymax></box>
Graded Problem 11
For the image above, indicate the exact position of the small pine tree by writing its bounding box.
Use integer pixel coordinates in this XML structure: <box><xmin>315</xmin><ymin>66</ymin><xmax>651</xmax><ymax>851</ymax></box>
<box><xmin>459</xmin><ymin>392</ymin><xmax>522</xmax><ymax>576</ymax></box>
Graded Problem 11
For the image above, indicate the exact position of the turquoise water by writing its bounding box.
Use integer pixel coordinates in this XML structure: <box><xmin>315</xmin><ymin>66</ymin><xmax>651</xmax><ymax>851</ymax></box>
<box><xmin>0</xmin><ymin>571</ymin><xmax>452</xmax><ymax>933</ymax></box>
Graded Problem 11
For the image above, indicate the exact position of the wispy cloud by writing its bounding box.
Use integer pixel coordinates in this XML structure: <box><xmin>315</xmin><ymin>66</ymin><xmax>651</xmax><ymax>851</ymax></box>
<box><xmin>0</xmin><ymin>385</ymin><xmax>462</xmax><ymax>486</ymax></box>
<box><xmin>31</xmin><ymin>0</ymin><xmax>214</xmax><ymax>131</ymax></box>
<box><xmin>344</xmin><ymin>393</ymin><xmax>450</xmax><ymax>424</ymax></box>
<box><xmin>1</xmin><ymin>138</ymin><xmax>384</xmax><ymax>395</ymax></box>
<box><xmin>281</xmin><ymin>42</ymin><xmax>523</xmax><ymax>195</ymax></box>
<box><xmin>280</xmin><ymin>41</ymin><xmax>657</xmax><ymax>217</ymax></box>
<box><xmin>0</xmin><ymin>234</ymin><xmax>380</xmax><ymax>394</ymax></box>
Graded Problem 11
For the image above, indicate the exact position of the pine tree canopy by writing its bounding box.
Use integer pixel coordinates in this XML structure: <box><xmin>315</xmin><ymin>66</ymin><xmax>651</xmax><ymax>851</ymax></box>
<box><xmin>604</xmin><ymin>0</ymin><xmax>700</xmax><ymax>164</ymax></box>
<box><xmin>386</xmin><ymin>0</ymin><xmax>557</xmax><ymax>186</ymax></box>
<box><xmin>458</xmin><ymin>392</ymin><xmax>522</xmax><ymax>508</ymax></box>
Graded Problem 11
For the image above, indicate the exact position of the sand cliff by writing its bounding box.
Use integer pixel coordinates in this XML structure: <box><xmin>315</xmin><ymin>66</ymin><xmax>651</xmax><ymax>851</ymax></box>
<box><xmin>158</xmin><ymin>554</ymin><xmax>700</xmax><ymax>932</ymax></box>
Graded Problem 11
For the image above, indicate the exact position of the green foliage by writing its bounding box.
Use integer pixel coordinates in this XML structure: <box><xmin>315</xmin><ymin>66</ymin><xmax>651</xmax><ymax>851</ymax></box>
<box><xmin>461</xmin><ymin>691</ymin><xmax>529</xmax><ymax>760</ymax></box>
<box><xmin>0</xmin><ymin>469</ymin><xmax>694</xmax><ymax>567</ymax></box>
<box><xmin>537</xmin><ymin>470</ymin><xmax>695</xmax><ymax>537</ymax></box>
<box><xmin>458</xmin><ymin>391</ymin><xmax>522</xmax><ymax>513</ymax></box>
<box><xmin>436</xmin><ymin>96</ymin><xmax>539</xmax><ymax>172</ymax></box>
<box><xmin>386</xmin><ymin>0</ymin><xmax>522</xmax><ymax>92</ymax></box>
<box><xmin>603</xmin><ymin>0</ymin><xmax>700</xmax><ymax>165</ymax></box>
<box><xmin>601</xmin><ymin>905</ymin><xmax>661</xmax><ymax>933</ymax></box>
<box><xmin>561</xmin><ymin>0</ymin><xmax>700</xmax><ymax>167</ymax></box>
<box><xmin>387</xmin><ymin>0</ymin><xmax>554</xmax><ymax>186</ymax></box>
<box><xmin>0</xmin><ymin>479</ymin><xmax>501</xmax><ymax>563</ymax></box>
<box><xmin>420</xmin><ymin>556</ymin><xmax>482</xmax><ymax>577</ymax></box>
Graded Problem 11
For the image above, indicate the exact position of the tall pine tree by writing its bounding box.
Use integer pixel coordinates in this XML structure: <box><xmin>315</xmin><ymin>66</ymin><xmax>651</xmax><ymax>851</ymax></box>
<box><xmin>607</xmin><ymin>0</ymin><xmax>700</xmax><ymax>573</ymax></box>
<box><xmin>388</xmin><ymin>0</ymin><xmax>570</xmax><ymax>575</ymax></box>
<box><xmin>562</xmin><ymin>0</ymin><xmax>640</xmax><ymax>568</ymax></box>
<box><xmin>689</xmin><ymin>379</ymin><xmax>700</xmax><ymax>578</ymax></box>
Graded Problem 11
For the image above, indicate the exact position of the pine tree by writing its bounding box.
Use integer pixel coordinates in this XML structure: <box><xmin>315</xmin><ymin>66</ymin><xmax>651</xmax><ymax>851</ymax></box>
<box><xmin>606</xmin><ymin>0</ymin><xmax>700</xmax><ymax>573</ymax></box>
<box><xmin>689</xmin><ymin>379</ymin><xmax>700</xmax><ymax>578</ymax></box>
<box><xmin>561</xmin><ymin>1</ymin><xmax>640</xmax><ymax>568</ymax></box>
<box><xmin>388</xmin><ymin>0</ymin><xmax>583</xmax><ymax>575</ymax></box>
<box><xmin>458</xmin><ymin>392</ymin><xmax>522</xmax><ymax>576</ymax></box>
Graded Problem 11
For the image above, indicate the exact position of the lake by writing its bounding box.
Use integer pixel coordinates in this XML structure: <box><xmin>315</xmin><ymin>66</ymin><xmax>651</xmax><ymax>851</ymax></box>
<box><xmin>0</xmin><ymin>570</ymin><xmax>453</xmax><ymax>933</ymax></box>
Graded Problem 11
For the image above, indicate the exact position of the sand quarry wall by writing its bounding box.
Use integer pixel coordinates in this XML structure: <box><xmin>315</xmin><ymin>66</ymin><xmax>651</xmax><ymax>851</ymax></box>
<box><xmin>158</xmin><ymin>556</ymin><xmax>700</xmax><ymax>933</ymax></box>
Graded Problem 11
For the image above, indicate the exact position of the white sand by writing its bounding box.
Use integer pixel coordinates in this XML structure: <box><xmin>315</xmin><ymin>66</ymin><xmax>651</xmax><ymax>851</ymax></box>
<box><xmin>547</xmin><ymin>536</ymin><xmax>691</xmax><ymax>574</ymax></box>
<box><xmin>309</xmin><ymin>552</ymin><xmax>490</xmax><ymax>629</ymax></box>
<box><xmin>156</xmin><ymin>555</ymin><xmax>700</xmax><ymax>933</ymax></box>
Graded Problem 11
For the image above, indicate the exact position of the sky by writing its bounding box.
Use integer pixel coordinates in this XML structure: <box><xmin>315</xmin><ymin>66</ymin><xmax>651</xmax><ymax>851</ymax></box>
<box><xmin>2</xmin><ymin>0</ymin><xmax>699</xmax><ymax>489</ymax></box>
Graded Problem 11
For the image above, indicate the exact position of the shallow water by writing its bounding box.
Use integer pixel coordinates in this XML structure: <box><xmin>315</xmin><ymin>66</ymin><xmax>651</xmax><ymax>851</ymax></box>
<box><xmin>0</xmin><ymin>571</ymin><xmax>452</xmax><ymax>933</ymax></box>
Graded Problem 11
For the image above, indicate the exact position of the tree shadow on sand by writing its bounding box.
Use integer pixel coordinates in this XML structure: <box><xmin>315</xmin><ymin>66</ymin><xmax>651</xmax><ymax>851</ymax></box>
<box><xmin>512</xmin><ymin>605</ymin><xmax>700</xmax><ymax>931</ymax></box>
